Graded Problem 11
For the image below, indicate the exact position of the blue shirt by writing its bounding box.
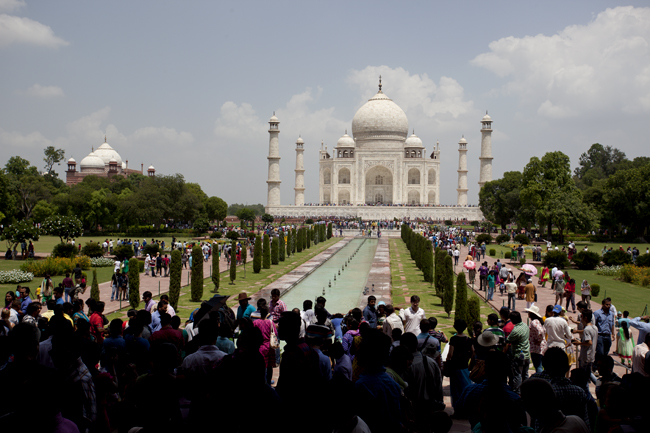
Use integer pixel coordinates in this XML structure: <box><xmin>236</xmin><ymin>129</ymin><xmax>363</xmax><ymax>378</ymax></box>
<box><xmin>417</xmin><ymin>332</ymin><xmax>440</xmax><ymax>355</ymax></box>
<box><xmin>313</xmin><ymin>348</ymin><xmax>332</xmax><ymax>381</ymax></box>
<box><xmin>333</xmin><ymin>354</ymin><xmax>352</xmax><ymax>380</ymax></box>
<box><xmin>151</xmin><ymin>311</ymin><xmax>162</xmax><ymax>332</ymax></box>
<box><xmin>331</xmin><ymin>317</ymin><xmax>344</xmax><ymax>341</ymax></box>
<box><xmin>55</xmin><ymin>297</ymin><xmax>64</xmax><ymax>305</ymax></box>
<box><xmin>629</xmin><ymin>317</ymin><xmax>650</xmax><ymax>345</ymax></box>
<box><xmin>363</xmin><ymin>305</ymin><xmax>377</xmax><ymax>328</ymax></box>
<box><xmin>216</xmin><ymin>336</ymin><xmax>235</xmax><ymax>355</ymax></box>
<box><xmin>20</xmin><ymin>296</ymin><xmax>32</xmax><ymax>314</ymax></box>
<box><xmin>355</xmin><ymin>369</ymin><xmax>402</xmax><ymax>433</ymax></box>
<box><xmin>593</xmin><ymin>308</ymin><xmax>615</xmax><ymax>335</ymax></box>
<box><xmin>237</xmin><ymin>304</ymin><xmax>256</xmax><ymax>320</ymax></box>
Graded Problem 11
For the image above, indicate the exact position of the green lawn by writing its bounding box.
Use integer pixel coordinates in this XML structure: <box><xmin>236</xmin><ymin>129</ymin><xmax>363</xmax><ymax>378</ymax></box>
<box><xmin>390</xmin><ymin>239</ymin><xmax>495</xmax><ymax>343</ymax></box>
<box><xmin>105</xmin><ymin>237</ymin><xmax>339</xmax><ymax>323</ymax></box>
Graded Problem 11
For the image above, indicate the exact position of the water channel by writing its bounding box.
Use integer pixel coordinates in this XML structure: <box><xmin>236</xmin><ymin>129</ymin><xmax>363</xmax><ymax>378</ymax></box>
<box><xmin>281</xmin><ymin>238</ymin><xmax>378</xmax><ymax>313</ymax></box>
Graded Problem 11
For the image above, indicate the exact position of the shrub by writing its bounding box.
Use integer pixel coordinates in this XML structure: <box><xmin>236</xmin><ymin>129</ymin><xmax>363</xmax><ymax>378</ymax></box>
<box><xmin>271</xmin><ymin>237</ymin><xmax>279</xmax><ymax>265</ymax></box>
<box><xmin>455</xmin><ymin>272</ymin><xmax>468</xmax><ymax>324</ymax></box>
<box><xmin>327</xmin><ymin>223</ymin><xmax>332</xmax><ymax>239</ymax></box>
<box><xmin>20</xmin><ymin>256</ymin><xmax>91</xmax><ymax>277</ymax></box>
<box><xmin>210</xmin><ymin>231</ymin><xmax>222</xmax><ymax>238</ymax></box>
<box><xmin>113</xmin><ymin>245</ymin><xmax>134</xmax><ymax>261</ymax></box>
<box><xmin>467</xmin><ymin>296</ymin><xmax>481</xmax><ymax>337</ymax></box>
<box><xmin>170</xmin><ymin>249</ymin><xmax>182</xmax><ymax>308</ymax></box>
<box><xmin>596</xmin><ymin>265</ymin><xmax>622</xmax><ymax>277</ymax></box>
<box><xmin>286</xmin><ymin>230</ymin><xmax>292</xmax><ymax>257</ymax></box>
<box><xmin>602</xmin><ymin>250</ymin><xmax>632</xmax><ymax>266</ymax></box>
<box><xmin>422</xmin><ymin>241</ymin><xmax>433</xmax><ymax>283</ymax></box>
<box><xmin>444</xmin><ymin>220</ymin><xmax>453</xmax><ymax>226</ymax></box>
<box><xmin>443</xmin><ymin>255</ymin><xmax>454</xmax><ymax>317</ymax></box>
<box><xmin>496</xmin><ymin>234</ymin><xmax>510</xmax><ymax>244</ymax></box>
<box><xmin>435</xmin><ymin>249</ymin><xmax>445</xmax><ymax>297</ymax></box>
<box><xmin>90</xmin><ymin>257</ymin><xmax>114</xmax><ymax>267</ymax></box>
<box><xmin>128</xmin><ymin>257</ymin><xmax>140</xmax><ymax>309</ymax></box>
<box><xmin>226</xmin><ymin>231</ymin><xmax>240</xmax><ymax>241</ymax></box>
<box><xmin>305</xmin><ymin>218</ymin><xmax>314</xmax><ymax>225</ymax></box>
<box><xmin>279</xmin><ymin>232</ymin><xmax>285</xmax><ymax>262</ymax></box>
<box><xmin>211</xmin><ymin>243</ymin><xmax>220</xmax><ymax>292</ymax></box>
<box><xmin>470</xmin><ymin>221</ymin><xmax>479</xmax><ymax>226</ymax></box>
<box><xmin>230</xmin><ymin>241</ymin><xmax>237</xmax><ymax>284</ymax></box>
<box><xmin>542</xmin><ymin>250</ymin><xmax>570</xmax><ymax>268</ymax></box>
<box><xmin>620</xmin><ymin>264</ymin><xmax>650</xmax><ymax>286</ymax></box>
<box><xmin>590</xmin><ymin>283</ymin><xmax>600</xmax><ymax>298</ymax></box>
<box><xmin>90</xmin><ymin>268</ymin><xmax>100</xmax><ymax>302</ymax></box>
<box><xmin>306</xmin><ymin>228</ymin><xmax>311</xmax><ymax>249</ymax></box>
<box><xmin>246</xmin><ymin>232</ymin><xmax>256</xmax><ymax>240</ymax></box>
<box><xmin>0</xmin><ymin>269</ymin><xmax>34</xmax><ymax>284</ymax></box>
<box><xmin>52</xmin><ymin>242</ymin><xmax>77</xmax><ymax>259</ymax></box>
<box><xmin>191</xmin><ymin>245</ymin><xmax>203</xmax><ymax>301</ymax></box>
<box><xmin>475</xmin><ymin>234</ymin><xmax>492</xmax><ymax>245</ymax></box>
<box><xmin>514</xmin><ymin>234</ymin><xmax>530</xmax><ymax>245</ymax></box>
<box><xmin>634</xmin><ymin>253</ymin><xmax>650</xmax><ymax>268</ymax></box>
<box><xmin>572</xmin><ymin>251</ymin><xmax>601</xmax><ymax>270</ymax></box>
<box><xmin>296</xmin><ymin>228</ymin><xmax>303</xmax><ymax>253</ymax></box>
<box><xmin>81</xmin><ymin>242</ymin><xmax>104</xmax><ymax>258</ymax></box>
<box><xmin>489</xmin><ymin>249</ymin><xmax>496</xmax><ymax>257</ymax></box>
<box><xmin>519</xmin><ymin>257</ymin><xmax>526</xmax><ymax>265</ymax></box>
<box><xmin>263</xmin><ymin>234</ymin><xmax>271</xmax><ymax>269</ymax></box>
<box><xmin>253</xmin><ymin>235</ymin><xmax>262</xmax><ymax>273</ymax></box>
<box><xmin>292</xmin><ymin>228</ymin><xmax>297</xmax><ymax>253</ymax></box>
<box><xmin>504</xmin><ymin>252</ymin><xmax>511</xmax><ymax>259</ymax></box>
<box><xmin>142</xmin><ymin>243</ymin><xmax>161</xmax><ymax>258</ymax></box>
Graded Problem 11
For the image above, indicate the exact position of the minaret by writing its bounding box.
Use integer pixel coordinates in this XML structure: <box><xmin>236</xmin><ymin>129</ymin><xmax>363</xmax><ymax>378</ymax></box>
<box><xmin>294</xmin><ymin>136</ymin><xmax>305</xmax><ymax>206</ymax></box>
<box><xmin>457</xmin><ymin>136</ymin><xmax>468</xmax><ymax>206</ymax></box>
<box><xmin>478</xmin><ymin>111</ymin><xmax>493</xmax><ymax>189</ymax></box>
<box><xmin>266</xmin><ymin>113</ymin><xmax>281</xmax><ymax>207</ymax></box>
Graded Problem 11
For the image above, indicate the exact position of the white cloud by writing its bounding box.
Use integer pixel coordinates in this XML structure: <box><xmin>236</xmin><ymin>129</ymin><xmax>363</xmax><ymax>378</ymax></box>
<box><xmin>213</xmin><ymin>101</ymin><xmax>265</xmax><ymax>141</ymax></box>
<box><xmin>0</xmin><ymin>0</ymin><xmax>25</xmax><ymax>12</ymax></box>
<box><xmin>25</xmin><ymin>84</ymin><xmax>64</xmax><ymax>98</ymax></box>
<box><xmin>0</xmin><ymin>13</ymin><xmax>69</xmax><ymax>48</ymax></box>
<box><xmin>471</xmin><ymin>6</ymin><xmax>650</xmax><ymax>117</ymax></box>
<box><xmin>0</xmin><ymin>128</ymin><xmax>52</xmax><ymax>147</ymax></box>
<box><xmin>131</xmin><ymin>126</ymin><xmax>194</xmax><ymax>147</ymax></box>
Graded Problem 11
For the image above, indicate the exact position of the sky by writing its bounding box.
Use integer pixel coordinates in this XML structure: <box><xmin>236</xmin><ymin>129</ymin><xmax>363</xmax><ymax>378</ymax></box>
<box><xmin>1</xmin><ymin>0</ymin><xmax>649</xmax><ymax>206</ymax></box>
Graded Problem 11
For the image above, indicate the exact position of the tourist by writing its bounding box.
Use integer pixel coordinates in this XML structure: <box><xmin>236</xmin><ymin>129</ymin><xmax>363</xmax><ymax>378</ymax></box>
<box><xmin>253</xmin><ymin>305</ymin><xmax>278</xmax><ymax>384</ymax></box>
<box><xmin>572</xmin><ymin>309</ymin><xmax>597</xmax><ymax>375</ymax></box>
<box><xmin>478</xmin><ymin>262</ymin><xmax>488</xmax><ymax>291</ymax></box>
<box><xmin>483</xmin><ymin>313</ymin><xmax>505</xmax><ymax>350</ymax></box>
<box><xmin>416</xmin><ymin>319</ymin><xmax>441</xmax><ymax>364</ymax></box>
<box><xmin>382</xmin><ymin>304</ymin><xmax>404</xmax><ymax>338</ymax></box>
<box><xmin>236</xmin><ymin>292</ymin><xmax>255</xmax><ymax>321</ymax></box>
<box><xmin>580</xmin><ymin>279</ymin><xmax>591</xmax><ymax>303</ymax></box>
<box><xmin>111</xmin><ymin>270</ymin><xmax>120</xmax><ymax>301</ymax></box>
<box><xmin>540</xmin><ymin>265</ymin><xmax>550</xmax><ymax>287</ymax></box>
<box><xmin>151</xmin><ymin>299</ymin><xmax>169</xmax><ymax>333</ymax></box>
<box><xmin>632</xmin><ymin>332</ymin><xmax>650</xmax><ymax>376</ymax></box>
<box><xmin>445</xmin><ymin>319</ymin><xmax>473</xmax><ymax>408</ymax></box>
<box><xmin>486</xmin><ymin>270</ymin><xmax>495</xmax><ymax>301</ymax></box>
<box><xmin>523</xmin><ymin>278</ymin><xmax>536</xmax><ymax>309</ymax></box>
<box><xmin>216</xmin><ymin>323</ymin><xmax>235</xmax><ymax>355</ymax></box>
<box><xmin>544</xmin><ymin>305</ymin><xmax>572</xmax><ymax>349</ymax></box>
<box><xmin>520</xmin><ymin>378</ymin><xmax>590</xmax><ymax>433</ymax></box>
<box><xmin>525</xmin><ymin>305</ymin><xmax>546</xmax><ymax>373</ymax></box>
<box><xmin>499</xmin><ymin>306</ymin><xmax>514</xmax><ymax>337</ymax></box>
<box><xmin>616</xmin><ymin>319</ymin><xmax>634</xmax><ymax>368</ymax></box>
<box><xmin>593</xmin><ymin>297</ymin><xmax>616</xmax><ymax>358</ymax></box>
<box><xmin>628</xmin><ymin>314</ymin><xmax>650</xmax><ymax>345</ymax></box>
<box><xmin>72</xmin><ymin>299</ymin><xmax>89</xmax><ymax>327</ymax></box>
<box><xmin>362</xmin><ymin>295</ymin><xmax>377</xmax><ymax>328</ymax></box>
<box><xmin>564</xmin><ymin>278</ymin><xmax>577</xmax><ymax>313</ymax></box>
<box><xmin>504</xmin><ymin>311</ymin><xmax>530</xmax><ymax>393</ymax></box>
<box><xmin>398</xmin><ymin>295</ymin><xmax>425</xmax><ymax>335</ymax></box>
<box><xmin>504</xmin><ymin>276</ymin><xmax>517</xmax><ymax>310</ymax></box>
<box><xmin>553</xmin><ymin>271</ymin><xmax>565</xmax><ymax>305</ymax></box>
<box><xmin>427</xmin><ymin>316</ymin><xmax>448</xmax><ymax>344</ymax></box>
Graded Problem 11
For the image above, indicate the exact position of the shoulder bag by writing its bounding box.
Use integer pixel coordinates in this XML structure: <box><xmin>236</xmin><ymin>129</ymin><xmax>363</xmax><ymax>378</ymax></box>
<box><xmin>268</xmin><ymin>320</ymin><xmax>280</xmax><ymax>349</ymax></box>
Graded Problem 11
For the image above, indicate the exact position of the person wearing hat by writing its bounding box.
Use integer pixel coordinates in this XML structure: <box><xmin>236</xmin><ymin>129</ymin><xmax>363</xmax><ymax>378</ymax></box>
<box><xmin>236</xmin><ymin>292</ymin><xmax>255</xmax><ymax>321</ymax></box>
<box><xmin>544</xmin><ymin>305</ymin><xmax>572</xmax><ymax>349</ymax></box>
<box><xmin>525</xmin><ymin>305</ymin><xmax>547</xmax><ymax>373</ymax></box>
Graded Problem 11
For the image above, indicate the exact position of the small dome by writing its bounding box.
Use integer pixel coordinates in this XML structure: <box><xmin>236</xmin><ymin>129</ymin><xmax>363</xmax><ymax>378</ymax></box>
<box><xmin>269</xmin><ymin>114</ymin><xmax>279</xmax><ymax>123</ymax></box>
<box><xmin>405</xmin><ymin>132</ymin><xmax>423</xmax><ymax>148</ymax></box>
<box><xmin>109</xmin><ymin>157</ymin><xmax>117</xmax><ymax>163</ymax></box>
<box><xmin>67</xmin><ymin>157</ymin><xmax>76</xmax><ymax>163</ymax></box>
<box><xmin>148</xmin><ymin>165</ymin><xmax>155</xmax><ymax>170</ymax></box>
<box><xmin>459</xmin><ymin>137</ymin><xmax>467</xmax><ymax>144</ymax></box>
<box><xmin>351</xmin><ymin>90</ymin><xmax>409</xmax><ymax>142</ymax></box>
<box><xmin>79</xmin><ymin>151</ymin><xmax>105</xmax><ymax>169</ymax></box>
<box><xmin>296</xmin><ymin>136</ymin><xmax>304</xmax><ymax>145</ymax></box>
<box><xmin>482</xmin><ymin>113</ymin><xmax>492</xmax><ymax>122</ymax></box>
<box><xmin>94</xmin><ymin>141</ymin><xmax>123</xmax><ymax>166</ymax></box>
<box><xmin>336</xmin><ymin>132</ymin><xmax>355</xmax><ymax>148</ymax></box>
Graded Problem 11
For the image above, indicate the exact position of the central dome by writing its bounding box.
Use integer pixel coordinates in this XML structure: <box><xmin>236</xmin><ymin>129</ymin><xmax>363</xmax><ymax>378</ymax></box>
<box><xmin>94</xmin><ymin>141</ymin><xmax>123</xmax><ymax>166</ymax></box>
<box><xmin>351</xmin><ymin>90</ymin><xmax>409</xmax><ymax>142</ymax></box>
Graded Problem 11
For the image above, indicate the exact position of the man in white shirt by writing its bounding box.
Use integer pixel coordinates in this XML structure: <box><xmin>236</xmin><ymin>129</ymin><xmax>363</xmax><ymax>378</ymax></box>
<box><xmin>399</xmin><ymin>295</ymin><xmax>425</xmax><ymax>335</ymax></box>
<box><xmin>382</xmin><ymin>304</ymin><xmax>404</xmax><ymax>338</ymax></box>
<box><xmin>114</xmin><ymin>260</ymin><xmax>121</xmax><ymax>273</ymax></box>
<box><xmin>180</xmin><ymin>318</ymin><xmax>226</xmax><ymax>378</ymax></box>
<box><xmin>544</xmin><ymin>305</ymin><xmax>572</xmax><ymax>348</ymax></box>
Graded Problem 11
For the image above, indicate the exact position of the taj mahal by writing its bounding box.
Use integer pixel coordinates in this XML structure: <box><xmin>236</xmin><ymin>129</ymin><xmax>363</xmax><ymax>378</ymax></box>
<box><xmin>264</xmin><ymin>79</ymin><xmax>491</xmax><ymax>221</ymax></box>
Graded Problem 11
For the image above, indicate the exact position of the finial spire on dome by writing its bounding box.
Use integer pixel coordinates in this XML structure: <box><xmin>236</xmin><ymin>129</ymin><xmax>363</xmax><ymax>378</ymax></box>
<box><xmin>345</xmin><ymin>129</ymin><xmax>347</xmax><ymax>134</ymax></box>
<box><xmin>104</xmin><ymin>135</ymin><xmax>107</xmax><ymax>143</ymax></box>
<box><xmin>378</xmin><ymin>75</ymin><xmax>382</xmax><ymax>92</ymax></box>
<box><xmin>92</xmin><ymin>146</ymin><xmax>94</xmax><ymax>152</ymax></box>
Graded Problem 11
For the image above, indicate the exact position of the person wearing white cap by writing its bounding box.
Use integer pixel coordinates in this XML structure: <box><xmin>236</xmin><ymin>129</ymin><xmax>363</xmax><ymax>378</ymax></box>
<box><xmin>525</xmin><ymin>305</ymin><xmax>547</xmax><ymax>373</ymax></box>
<box><xmin>544</xmin><ymin>305</ymin><xmax>572</xmax><ymax>349</ymax></box>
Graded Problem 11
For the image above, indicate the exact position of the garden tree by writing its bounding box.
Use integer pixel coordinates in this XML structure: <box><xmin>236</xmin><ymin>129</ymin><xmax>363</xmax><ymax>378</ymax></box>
<box><xmin>11</xmin><ymin>174</ymin><xmax>52</xmax><ymax>220</ymax></box>
<box><xmin>227</xmin><ymin>203</ymin><xmax>265</xmax><ymax>216</ymax></box>
<box><xmin>42</xmin><ymin>215</ymin><xmax>83</xmax><ymax>243</ymax></box>
<box><xmin>327</xmin><ymin>223</ymin><xmax>332</xmax><ymax>239</ymax></box>
<box><xmin>574</xmin><ymin>143</ymin><xmax>628</xmax><ymax>189</ymax></box>
<box><xmin>253</xmin><ymin>235</ymin><xmax>262</xmax><ymax>273</ymax></box>
<box><xmin>211</xmin><ymin>243</ymin><xmax>220</xmax><ymax>291</ymax></box>
<box><xmin>467</xmin><ymin>295</ymin><xmax>481</xmax><ymax>337</ymax></box>
<box><xmin>261</xmin><ymin>213</ymin><xmax>274</xmax><ymax>224</ymax></box>
<box><xmin>297</xmin><ymin>228</ymin><xmax>303</xmax><ymax>253</ymax></box>
<box><xmin>521</xmin><ymin>151</ymin><xmax>594</xmax><ymax>241</ymax></box>
<box><xmin>236</xmin><ymin>207</ymin><xmax>256</xmax><ymax>230</ymax></box>
<box><xmin>90</xmin><ymin>269</ymin><xmax>100</xmax><ymax>302</ymax></box>
<box><xmin>186</xmin><ymin>182</ymin><xmax>209</xmax><ymax>206</ymax></box>
<box><xmin>306</xmin><ymin>228</ymin><xmax>311</xmax><ymax>249</ymax></box>
<box><xmin>263</xmin><ymin>234</ymin><xmax>271</xmax><ymax>269</ymax></box>
<box><xmin>422</xmin><ymin>241</ymin><xmax>434</xmax><ymax>284</ymax></box>
<box><xmin>455</xmin><ymin>272</ymin><xmax>468</xmax><ymax>324</ymax></box>
<box><xmin>286</xmin><ymin>230</ymin><xmax>291</xmax><ymax>257</ymax></box>
<box><xmin>442</xmin><ymin>255</ymin><xmax>454</xmax><ymax>316</ymax></box>
<box><xmin>169</xmin><ymin>250</ymin><xmax>182</xmax><ymax>308</ymax></box>
<box><xmin>193</xmin><ymin>217</ymin><xmax>210</xmax><ymax>237</ymax></box>
<box><xmin>229</xmin><ymin>241</ymin><xmax>237</xmax><ymax>284</ymax></box>
<box><xmin>2</xmin><ymin>220</ymin><xmax>40</xmax><ymax>250</ymax></box>
<box><xmin>0</xmin><ymin>170</ymin><xmax>16</xmax><ymax>224</ymax></box>
<box><xmin>128</xmin><ymin>258</ymin><xmax>140</xmax><ymax>309</ymax></box>
<box><xmin>225</xmin><ymin>231</ymin><xmax>239</xmax><ymax>241</ymax></box>
<box><xmin>279</xmin><ymin>231</ymin><xmax>285</xmax><ymax>261</ymax></box>
<box><xmin>43</xmin><ymin>146</ymin><xmax>65</xmax><ymax>177</ymax></box>
<box><xmin>5</xmin><ymin>156</ymin><xmax>38</xmax><ymax>177</ymax></box>
<box><xmin>191</xmin><ymin>245</ymin><xmax>203</xmax><ymax>301</ymax></box>
<box><xmin>204</xmin><ymin>196</ymin><xmax>228</xmax><ymax>223</ymax></box>
<box><xmin>434</xmin><ymin>249</ymin><xmax>444</xmax><ymax>297</ymax></box>
<box><xmin>543</xmin><ymin>191</ymin><xmax>597</xmax><ymax>244</ymax></box>
<box><xmin>478</xmin><ymin>171</ymin><xmax>526</xmax><ymax>229</ymax></box>
<box><xmin>32</xmin><ymin>200</ymin><xmax>56</xmax><ymax>223</ymax></box>
<box><xmin>292</xmin><ymin>228</ymin><xmax>297</xmax><ymax>254</ymax></box>
<box><xmin>271</xmin><ymin>237</ymin><xmax>279</xmax><ymax>265</ymax></box>
<box><xmin>602</xmin><ymin>162</ymin><xmax>650</xmax><ymax>238</ymax></box>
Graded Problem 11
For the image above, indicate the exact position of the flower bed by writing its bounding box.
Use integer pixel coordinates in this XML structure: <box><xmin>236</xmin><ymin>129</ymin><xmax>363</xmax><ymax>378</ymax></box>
<box><xmin>19</xmin><ymin>256</ymin><xmax>92</xmax><ymax>277</ymax></box>
<box><xmin>90</xmin><ymin>257</ymin><xmax>115</xmax><ymax>267</ymax></box>
<box><xmin>620</xmin><ymin>264</ymin><xmax>650</xmax><ymax>287</ymax></box>
<box><xmin>595</xmin><ymin>265</ymin><xmax>622</xmax><ymax>277</ymax></box>
<box><xmin>0</xmin><ymin>270</ymin><xmax>34</xmax><ymax>284</ymax></box>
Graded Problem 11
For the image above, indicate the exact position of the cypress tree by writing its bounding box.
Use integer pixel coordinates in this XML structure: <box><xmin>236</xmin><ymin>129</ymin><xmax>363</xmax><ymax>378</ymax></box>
<box><xmin>292</xmin><ymin>228</ymin><xmax>297</xmax><ymax>254</ymax></box>
<box><xmin>271</xmin><ymin>237</ymin><xmax>279</xmax><ymax>265</ymax></box>
<box><xmin>443</xmin><ymin>255</ymin><xmax>454</xmax><ymax>317</ymax></box>
<box><xmin>169</xmin><ymin>249</ymin><xmax>182</xmax><ymax>307</ymax></box>
<box><xmin>306</xmin><ymin>227</ymin><xmax>311</xmax><ymax>249</ymax></box>
<box><xmin>422</xmin><ymin>241</ymin><xmax>433</xmax><ymax>283</ymax></box>
<box><xmin>211</xmin><ymin>242</ymin><xmax>220</xmax><ymax>292</ymax></box>
<box><xmin>434</xmin><ymin>249</ymin><xmax>444</xmax><ymax>297</ymax></box>
<box><xmin>327</xmin><ymin>222</ymin><xmax>332</xmax><ymax>239</ymax></box>
<box><xmin>128</xmin><ymin>257</ymin><xmax>140</xmax><ymax>309</ymax></box>
<box><xmin>279</xmin><ymin>231</ymin><xmax>285</xmax><ymax>261</ymax></box>
<box><xmin>263</xmin><ymin>234</ymin><xmax>271</xmax><ymax>269</ymax></box>
<box><xmin>90</xmin><ymin>268</ymin><xmax>100</xmax><ymax>302</ymax></box>
<box><xmin>297</xmin><ymin>228</ymin><xmax>303</xmax><ymax>253</ymax></box>
<box><xmin>455</xmin><ymin>271</ymin><xmax>468</xmax><ymax>324</ymax></box>
<box><xmin>253</xmin><ymin>235</ymin><xmax>262</xmax><ymax>273</ymax></box>
<box><xmin>191</xmin><ymin>245</ymin><xmax>203</xmax><ymax>300</ymax></box>
<box><xmin>286</xmin><ymin>230</ymin><xmax>291</xmax><ymax>257</ymax></box>
<box><xmin>467</xmin><ymin>295</ymin><xmax>481</xmax><ymax>337</ymax></box>
<box><xmin>229</xmin><ymin>241</ymin><xmax>237</xmax><ymax>284</ymax></box>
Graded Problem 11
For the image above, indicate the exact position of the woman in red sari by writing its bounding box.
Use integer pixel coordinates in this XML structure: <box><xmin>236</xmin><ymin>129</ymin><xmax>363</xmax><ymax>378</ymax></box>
<box><xmin>253</xmin><ymin>305</ymin><xmax>277</xmax><ymax>384</ymax></box>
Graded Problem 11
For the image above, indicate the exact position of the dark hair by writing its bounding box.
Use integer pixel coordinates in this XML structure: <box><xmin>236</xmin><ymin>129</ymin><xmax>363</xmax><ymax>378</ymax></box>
<box><xmin>368</xmin><ymin>295</ymin><xmax>376</xmax><ymax>303</ymax></box>
<box><xmin>259</xmin><ymin>305</ymin><xmax>269</xmax><ymax>319</ymax></box>
<box><xmin>499</xmin><ymin>306</ymin><xmax>510</xmax><ymax>319</ymax></box>
<box><xmin>487</xmin><ymin>313</ymin><xmax>499</xmax><ymax>325</ymax></box>
<box><xmin>26</xmin><ymin>302</ymin><xmax>41</xmax><ymax>316</ymax></box>
<box><xmin>257</xmin><ymin>298</ymin><xmax>267</xmax><ymax>309</ymax></box>
<box><xmin>95</xmin><ymin>301</ymin><xmax>105</xmax><ymax>313</ymax></box>
<box><xmin>351</xmin><ymin>308</ymin><xmax>362</xmax><ymax>322</ymax></box>
<box><xmin>419</xmin><ymin>319</ymin><xmax>431</xmax><ymax>333</ymax></box>
<box><xmin>347</xmin><ymin>318</ymin><xmax>359</xmax><ymax>331</ymax></box>
<box><xmin>199</xmin><ymin>318</ymin><xmax>219</xmax><ymax>343</ymax></box>
<box><xmin>623</xmin><ymin>310</ymin><xmax>629</xmax><ymax>318</ymax></box>
<box><xmin>509</xmin><ymin>311</ymin><xmax>522</xmax><ymax>324</ymax></box>
<box><xmin>603</xmin><ymin>297</ymin><xmax>611</xmax><ymax>304</ymax></box>
<box><xmin>391</xmin><ymin>328</ymin><xmax>402</xmax><ymax>341</ymax></box>
<box><xmin>410</xmin><ymin>295</ymin><xmax>420</xmax><ymax>303</ymax></box>
<box><xmin>271</xmin><ymin>288</ymin><xmax>280</xmax><ymax>297</ymax></box>
<box><xmin>143</xmin><ymin>291</ymin><xmax>152</xmax><ymax>298</ymax></box>
<box><xmin>621</xmin><ymin>320</ymin><xmax>630</xmax><ymax>341</ymax></box>
<box><xmin>46</xmin><ymin>299</ymin><xmax>56</xmax><ymax>311</ymax></box>
<box><xmin>316</xmin><ymin>296</ymin><xmax>326</xmax><ymax>305</ymax></box>
<box><xmin>109</xmin><ymin>319</ymin><xmax>123</xmax><ymax>337</ymax></box>
<box><xmin>384</xmin><ymin>304</ymin><xmax>395</xmax><ymax>316</ymax></box>
<box><xmin>136</xmin><ymin>309</ymin><xmax>152</xmax><ymax>325</ymax></box>
<box><xmin>576</xmin><ymin>301</ymin><xmax>588</xmax><ymax>310</ymax></box>
<box><xmin>303</xmin><ymin>300</ymin><xmax>313</xmax><ymax>310</ymax></box>
<box><xmin>582</xmin><ymin>310</ymin><xmax>593</xmax><ymax>322</ymax></box>
<box><xmin>160</xmin><ymin>313</ymin><xmax>172</xmax><ymax>327</ymax></box>
<box><xmin>160</xmin><ymin>294</ymin><xmax>169</xmax><ymax>302</ymax></box>
<box><xmin>171</xmin><ymin>315</ymin><xmax>181</xmax><ymax>330</ymax></box>
<box><xmin>454</xmin><ymin>318</ymin><xmax>467</xmax><ymax>333</ymax></box>
<box><xmin>400</xmin><ymin>332</ymin><xmax>418</xmax><ymax>353</ymax></box>
<box><xmin>542</xmin><ymin>347</ymin><xmax>569</xmax><ymax>376</ymax></box>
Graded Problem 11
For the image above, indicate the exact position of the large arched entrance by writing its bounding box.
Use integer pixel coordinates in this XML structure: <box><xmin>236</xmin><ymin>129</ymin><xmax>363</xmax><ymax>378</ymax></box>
<box><xmin>408</xmin><ymin>190</ymin><xmax>420</xmax><ymax>205</ymax></box>
<box><xmin>365</xmin><ymin>165</ymin><xmax>393</xmax><ymax>204</ymax></box>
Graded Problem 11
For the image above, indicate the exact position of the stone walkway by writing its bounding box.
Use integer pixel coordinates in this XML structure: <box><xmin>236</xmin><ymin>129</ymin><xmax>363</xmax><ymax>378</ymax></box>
<box><xmin>360</xmin><ymin>237</ymin><xmax>391</xmax><ymax>308</ymax></box>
